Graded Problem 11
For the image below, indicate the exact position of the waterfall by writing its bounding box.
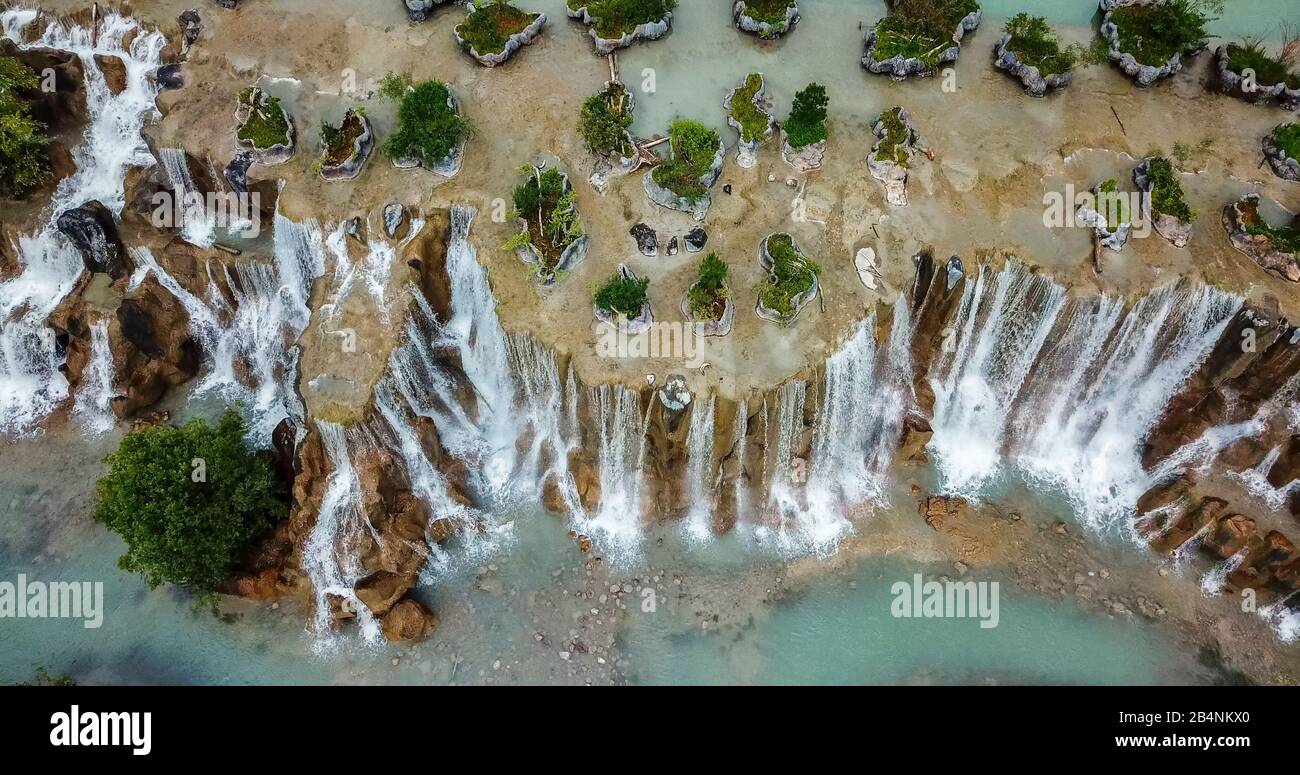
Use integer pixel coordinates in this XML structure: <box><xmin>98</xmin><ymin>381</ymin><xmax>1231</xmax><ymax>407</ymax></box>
<box><xmin>71</xmin><ymin>321</ymin><xmax>115</xmax><ymax>432</ymax></box>
<box><xmin>682</xmin><ymin>393</ymin><xmax>717</xmax><ymax>542</ymax></box>
<box><xmin>575</xmin><ymin>384</ymin><xmax>646</xmax><ymax>557</ymax></box>
<box><xmin>505</xmin><ymin>332</ymin><xmax>581</xmax><ymax>514</ymax></box>
<box><xmin>928</xmin><ymin>259</ymin><xmax>1241</xmax><ymax>533</ymax></box>
<box><xmin>729</xmin><ymin>399</ymin><xmax>749</xmax><ymax>523</ymax></box>
<box><xmin>158</xmin><ymin>148</ymin><xmax>216</xmax><ymax>248</ymax></box>
<box><xmin>301</xmin><ymin>421</ymin><xmax>381</xmax><ymax>647</ymax></box>
<box><xmin>0</xmin><ymin>10</ymin><xmax>164</xmax><ymax>434</ymax></box>
<box><xmin>130</xmin><ymin>212</ymin><xmax>324</xmax><ymax>445</ymax></box>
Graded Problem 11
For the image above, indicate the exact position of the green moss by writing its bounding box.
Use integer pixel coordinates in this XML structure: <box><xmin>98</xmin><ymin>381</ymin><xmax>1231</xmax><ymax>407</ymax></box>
<box><xmin>1244</xmin><ymin>212</ymin><xmax>1300</xmax><ymax>254</ymax></box>
<box><xmin>1145</xmin><ymin>156</ymin><xmax>1195</xmax><ymax>223</ymax></box>
<box><xmin>1003</xmin><ymin>13</ymin><xmax>1079</xmax><ymax>75</ymax></box>
<box><xmin>759</xmin><ymin>234</ymin><xmax>820</xmax><ymax>322</ymax></box>
<box><xmin>1273</xmin><ymin>123</ymin><xmax>1300</xmax><ymax>161</ymax></box>
<box><xmin>1225</xmin><ymin>39</ymin><xmax>1300</xmax><ymax>90</ymax></box>
<box><xmin>380</xmin><ymin>76</ymin><xmax>469</xmax><ymax>166</ymax></box>
<box><xmin>740</xmin><ymin>0</ymin><xmax>797</xmax><ymax>26</ymax></box>
<box><xmin>567</xmin><ymin>0</ymin><xmax>677</xmax><ymax>38</ymax></box>
<box><xmin>874</xmin><ymin>106</ymin><xmax>912</xmax><ymax>166</ymax></box>
<box><xmin>236</xmin><ymin>87</ymin><xmax>291</xmax><ymax>150</ymax></box>
<box><xmin>579</xmin><ymin>82</ymin><xmax>634</xmax><ymax>157</ymax></box>
<box><xmin>1110</xmin><ymin>0</ymin><xmax>1213</xmax><ymax>67</ymax></box>
<box><xmin>870</xmin><ymin>0</ymin><xmax>981</xmax><ymax>65</ymax></box>
<box><xmin>1096</xmin><ymin>178</ymin><xmax>1130</xmax><ymax>233</ymax></box>
<box><xmin>594</xmin><ymin>272</ymin><xmax>649</xmax><ymax>316</ymax></box>
<box><xmin>651</xmin><ymin>119</ymin><xmax>720</xmax><ymax>202</ymax></box>
<box><xmin>456</xmin><ymin>1</ymin><xmax>540</xmax><ymax>56</ymax></box>
<box><xmin>729</xmin><ymin>73</ymin><xmax>770</xmax><ymax>143</ymax></box>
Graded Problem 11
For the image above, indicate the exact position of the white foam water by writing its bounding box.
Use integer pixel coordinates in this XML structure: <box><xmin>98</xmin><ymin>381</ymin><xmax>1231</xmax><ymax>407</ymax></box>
<box><xmin>71</xmin><ymin>320</ymin><xmax>115</xmax><ymax>432</ymax></box>
<box><xmin>682</xmin><ymin>393</ymin><xmax>717</xmax><ymax>543</ymax></box>
<box><xmin>0</xmin><ymin>10</ymin><xmax>164</xmax><ymax>434</ymax></box>
<box><xmin>158</xmin><ymin>147</ymin><xmax>216</xmax><ymax>248</ymax></box>
<box><xmin>574</xmin><ymin>383</ymin><xmax>647</xmax><ymax>559</ymax></box>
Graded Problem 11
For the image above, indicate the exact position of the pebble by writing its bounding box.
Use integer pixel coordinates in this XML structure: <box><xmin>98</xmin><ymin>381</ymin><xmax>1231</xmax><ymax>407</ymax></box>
<box><xmin>559</xmin><ymin>651</ymin><xmax>571</xmax><ymax>661</ymax></box>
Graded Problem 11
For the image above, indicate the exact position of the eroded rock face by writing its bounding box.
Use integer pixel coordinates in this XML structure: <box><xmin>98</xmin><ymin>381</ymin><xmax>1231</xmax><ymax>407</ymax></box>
<box><xmin>109</xmin><ymin>274</ymin><xmax>202</xmax><ymax>417</ymax></box>
<box><xmin>907</xmin><ymin>252</ymin><xmax>965</xmax><ymax>415</ymax></box>
<box><xmin>56</xmin><ymin>201</ymin><xmax>130</xmax><ymax>279</ymax></box>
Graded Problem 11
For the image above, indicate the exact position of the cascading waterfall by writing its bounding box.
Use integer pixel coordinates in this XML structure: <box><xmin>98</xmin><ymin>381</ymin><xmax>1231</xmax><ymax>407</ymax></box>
<box><xmin>71</xmin><ymin>321</ymin><xmax>115</xmax><ymax>432</ymax></box>
<box><xmin>576</xmin><ymin>384</ymin><xmax>646</xmax><ymax>556</ymax></box>
<box><xmin>682</xmin><ymin>393</ymin><xmax>717</xmax><ymax>542</ymax></box>
<box><xmin>928</xmin><ymin>259</ymin><xmax>1242</xmax><ymax>534</ymax></box>
<box><xmin>505</xmin><ymin>332</ymin><xmax>581</xmax><ymax>515</ymax></box>
<box><xmin>158</xmin><ymin>147</ymin><xmax>216</xmax><ymax>248</ymax></box>
<box><xmin>729</xmin><ymin>399</ymin><xmax>749</xmax><ymax>523</ymax></box>
<box><xmin>0</xmin><ymin>10</ymin><xmax>164</xmax><ymax>434</ymax></box>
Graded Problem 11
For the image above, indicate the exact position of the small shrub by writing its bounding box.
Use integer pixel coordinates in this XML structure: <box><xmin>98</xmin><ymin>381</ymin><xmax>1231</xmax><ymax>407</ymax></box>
<box><xmin>1241</xmin><ymin>199</ymin><xmax>1300</xmax><ymax>254</ymax></box>
<box><xmin>0</xmin><ymin>56</ymin><xmax>51</xmax><ymax>198</ymax></box>
<box><xmin>94</xmin><ymin>411</ymin><xmax>284</xmax><ymax>596</ymax></box>
<box><xmin>1004</xmin><ymin>13</ymin><xmax>1079</xmax><ymax>75</ymax></box>
<box><xmin>457</xmin><ymin>1</ymin><xmax>540</xmax><ymax>55</ymax></box>
<box><xmin>380</xmin><ymin>76</ymin><xmax>469</xmax><ymax>167</ymax></box>
<box><xmin>651</xmin><ymin>119</ymin><xmax>720</xmax><ymax>201</ymax></box>
<box><xmin>319</xmin><ymin>108</ymin><xmax>366</xmax><ymax>167</ymax></box>
<box><xmin>741</xmin><ymin>0</ymin><xmax>797</xmax><ymax>26</ymax></box>
<box><xmin>1096</xmin><ymin>178</ymin><xmax>1130</xmax><ymax>233</ymax></box>
<box><xmin>784</xmin><ymin>82</ymin><xmax>828</xmax><ymax>149</ymax></box>
<box><xmin>759</xmin><ymin>234</ymin><xmax>820</xmax><ymax>321</ymax></box>
<box><xmin>508</xmin><ymin>164</ymin><xmax>583</xmax><ymax>271</ymax></box>
<box><xmin>568</xmin><ymin>0</ymin><xmax>677</xmax><ymax>38</ymax></box>
<box><xmin>594</xmin><ymin>272</ymin><xmax>650</xmax><ymax>316</ymax></box>
<box><xmin>1225</xmin><ymin>38</ymin><xmax>1300</xmax><ymax>89</ymax></box>
<box><xmin>1110</xmin><ymin>0</ymin><xmax>1215</xmax><ymax>67</ymax></box>
<box><xmin>688</xmin><ymin>252</ymin><xmax>730</xmax><ymax>321</ymax></box>
<box><xmin>1145</xmin><ymin>156</ymin><xmax>1195</xmax><ymax>223</ymax></box>
<box><xmin>870</xmin><ymin>0</ymin><xmax>981</xmax><ymax>65</ymax></box>
<box><xmin>1274</xmin><ymin>122</ymin><xmax>1300</xmax><ymax>161</ymax></box>
<box><xmin>579</xmin><ymin>82</ymin><xmax>634</xmax><ymax>157</ymax></box>
<box><xmin>874</xmin><ymin>106</ymin><xmax>912</xmax><ymax>166</ymax></box>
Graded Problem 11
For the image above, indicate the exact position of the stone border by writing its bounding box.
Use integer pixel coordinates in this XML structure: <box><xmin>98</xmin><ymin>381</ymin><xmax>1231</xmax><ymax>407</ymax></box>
<box><xmin>781</xmin><ymin>131</ymin><xmax>824</xmax><ymax>172</ymax></box>
<box><xmin>755</xmin><ymin>232</ymin><xmax>819</xmax><ymax>325</ymax></box>
<box><xmin>404</xmin><ymin>0</ymin><xmax>453</xmax><ymax>23</ymax></box>
<box><xmin>1213</xmin><ymin>45</ymin><xmax>1300</xmax><ymax>110</ymax></box>
<box><xmin>869</xmin><ymin>107</ymin><xmax>917</xmax><ymax>207</ymax></box>
<box><xmin>1223</xmin><ymin>194</ymin><xmax>1300</xmax><ymax>282</ymax></box>
<box><xmin>1133</xmin><ymin>158</ymin><xmax>1192</xmax><ymax>248</ymax></box>
<box><xmin>862</xmin><ymin>8</ymin><xmax>981</xmax><ymax>80</ymax></box>
<box><xmin>724</xmin><ymin>73</ymin><xmax>774</xmax><ymax>169</ymax></box>
<box><xmin>392</xmin><ymin>91</ymin><xmax>466</xmax><ymax>178</ymax></box>
<box><xmin>680</xmin><ymin>283</ymin><xmax>734</xmax><ymax>337</ymax></box>
<box><xmin>455</xmin><ymin>6</ymin><xmax>546</xmax><ymax>67</ymax></box>
<box><xmin>513</xmin><ymin>167</ymin><xmax>588</xmax><ymax>285</ymax></box>
<box><xmin>318</xmin><ymin>109</ymin><xmax>373</xmax><ymax>182</ymax></box>
<box><xmin>643</xmin><ymin>137</ymin><xmax>725</xmax><ymax>222</ymax></box>
<box><xmin>1098</xmin><ymin>0</ymin><xmax>1203</xmax><ymax>88</ymax></box>
<box><xmin>992</xmin><ymin>32</ymin><xmax>1071</xmax><ymax>97</ymax></box>
<box><xmin>594</xmin><ymin>263</ymin><xmax>654</xmax><ymax>333</ymax></box>
<box><xmin>567</xmin><ymin>4</ymin><xmax>671</xmax><ymax>55</ymax></box>
<box><xmin>234</xmin><ymin>87</ymin><xmax>296</xmax><ymax>166</ymax></box>
<box><xmin>1264</xmin><ymin>126</ymin><xmax>1300</xmax><ymax>181</ymax></box>
<box><xmin>733</xmin><ymin>1</ymin><xmax>799</xmax><ymax>39</ymax></box>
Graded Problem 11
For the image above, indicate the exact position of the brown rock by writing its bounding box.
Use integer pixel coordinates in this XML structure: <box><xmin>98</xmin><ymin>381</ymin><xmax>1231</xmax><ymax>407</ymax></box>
<box><xmin>1149</xmin><ymin>497</ymin><xmax>1228</xmax><ymax>553</ymax></box>
<box><xmin>355</xmin><ymin>570</ymin><xmax>409</xmax><ymax>618</ymax></box>
<box><xmin>381</xmin><ymin>598</ymin><xmax>438</xmax><ymax>642</ymax></box>
<box><xmin>1202</xmin><ymin>513</ymin><xmax>1257</xmax><ymax>560</ymax></box>
<box><xmin>93</xmin><ymin>54</ymin><xmax>127</xmax><ymax>95</ymax></box>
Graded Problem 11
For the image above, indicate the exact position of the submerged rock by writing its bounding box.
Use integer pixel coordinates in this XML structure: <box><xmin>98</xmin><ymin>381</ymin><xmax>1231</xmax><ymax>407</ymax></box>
<box><xmin>992</xmin><ymin>33</ymin><xmax>1071</xmax><ymax>97</ymax></box>
<box><xmin>630</xmin><ymin>223</ymin><xmax>657</xmax><ymax>256</ymax></box>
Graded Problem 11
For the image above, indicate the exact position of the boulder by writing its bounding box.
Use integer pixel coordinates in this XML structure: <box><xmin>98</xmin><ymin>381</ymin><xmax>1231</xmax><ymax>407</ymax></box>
<box><xmin>56</xmin><ymin>201</ymin><xmax>130</xmax><ymax>279</ymax></box>
<box><xmin>380</xmin><ymin>597</ymin><xmax>438</xmax><ymax>641</ymax></box>
<box><xmin>1148</xmin><ymin>497</ymin><xmax>1227</xmax><ymax>554</ymax></box>
<box><xmin>685</xmin><ymin>227</ymin><xmax>707</xmax><ymax>253</ymax></box>
<box><xmin>630</xmin><ymin>222</ymin><xmax>657</xmax><ymax>256</ymax></box>
<box><xmin>1202</xmin><ymin>514</ymin><xmax>1257</xmax><ymax>560</ymax></box>
<box><xmin>404</xmin><ymin>0</ymin><xmax>451</xmax><ymax>22</ymax></box>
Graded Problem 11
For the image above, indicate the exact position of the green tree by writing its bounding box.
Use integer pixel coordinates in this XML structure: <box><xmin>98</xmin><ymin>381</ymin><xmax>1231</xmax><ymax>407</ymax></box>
<box><xmin>785</xmin><ymin>83</ymin><xmax>829</xmax><ymax>149</ymax></box>
<box><xmin>94</xmin><ymin>411</ymin><xmax>285</xmax><ymax>596</ymax></box>
<box><xmin>0</xmin><ymin>56</ymin><xmax>51</xmax><ymax>198</ymax></box>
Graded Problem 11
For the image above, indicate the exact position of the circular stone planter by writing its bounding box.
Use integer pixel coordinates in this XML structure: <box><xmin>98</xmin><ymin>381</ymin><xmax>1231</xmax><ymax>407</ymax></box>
<box><xmin>644</xmin><ymin>138</ymin><xmax>726</xmax><ymax>222</ymax></box>
<box><xmin>1264</xmin><ymin>127</ymin><xmax>1300</xmax><ymax>181</ymax></box>
<box><xmin>781</xmin><ymin>131</ymin><xmax>825</xmax><ymax>172</ymax></box>
<box><xmin>733</xmin><ymin>1</ymin><xmax>799</xmax><ymax>39</ymax></box>
<box><xmin>681</xmin><ymin>284</ymin><xmax>734</xmax><ymax>337</ymax></box>
<box><xmin>594</xmin><ymin>264</ymin><xmax>654</xmax><ymax>333</ymax></box>
<box><xmin>1223</xmin><ymin>194</ymin><xmax>1300</xmax><ymax>282</ymax></box>
<box><xmin>1213</xmin><ymin>45</ymin><xmax>1300</xmax><ymax>110</ymax></box>
<box><xmin>318</xmin><ymin>110</ymin><xmax>373</xmax><ymax>182</ymax></box>
<box><xmin>567</xmin><ymin>4</ymin><xmax>671</xmax><ymax>55</ymax></box>
<box><xmin>755</xmin><ymin>233</ymin><xmax>819</xmax><ymax>325</ymax></box>
<box><xmin>992</xmin><ymin>33</ymin><xmax>1071</xmax><ymax>97</ymax></box>
<box><xmin>725</xmin><ymin>73</ymin><xmax>774</xmax><ymax>169</ymax></box>
<box><xmin>862</xmin><ymin>9</ymin><xmax>981</xmax><ymax>80</ymax></box>
<box><xmin>234</xmin><ymin>87</ymin><xmax>296</xmax><ymax>165</ymax></box>
<box><xmin>455</xmin><ymin>7</ymin><xmax>546</xmax><ymax>67</ymax></box>
<box><xmin>1133</xmin><ymin>159</ymin><xmax>1193</xmax><ymax>248</ymax></box>
<box><xmin>869</xmin><ymin>107</ymin><xmax>918</xmax><ymax>207</ymax></box>
<box><xmin>392</xmin><ymin>92</ymin><xmax>466</xmax><ymax>178</ymax></box>
<box><xmin>513</xmin><ymin>167</ymin><xmax>588</xmax><ymax>285</ymax></box>
<box><xmin>1098</xmin><ymin>0</ymin><xmax>1203</xmax><ymax>88</ymax></box>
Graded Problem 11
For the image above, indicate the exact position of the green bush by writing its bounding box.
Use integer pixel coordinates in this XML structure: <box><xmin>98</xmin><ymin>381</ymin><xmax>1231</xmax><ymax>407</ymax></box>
<box><xmin>0</xmin><ymin>56</ymin><xmax>51</xmax><ymax>198</ymax></box>
<box><xmin>651</xmin><ymin>119</ymin><xmax>720</xmax><ymax>201</ymax></box>
<box><xmin>688</xmin><ymin>252</ymin><xmax>730</xmax><ymax>321</ymax></box>
<box><xmin>380</xmin><ymin>75</ymin><xmax>469</xmax><ymax>166</ymax></box>
<box><xmin>1096</xmin><ymin>178</ymin><xmax>1130</xmax><ymax>233</ymax></box>
<box><xmin>1242</xmin><ymin>199</ymin><xmax>1300</xmax><ymax>253</ymax></box>
<box><xmin>319</xmin><ymin>108</ymin><xmax>366</xmax><ymax>167</ymax></box>
<box><xmin>874</xmin><ymin>106</ymin><xmax>911</xmax><ymax>166</ymax></box>
<box><xmin>94</xmin><ymin>411</ymin><xmax>284</xmax><ymax>595</ymax></box>
<box><xmin>1274</xmin><ymin>123</ymin><xmax>1300</xmax><ymax>161</ymax></box>
<box><xmin>729</xmin><ymin>73</ymin><xmax>769</xmax><ymax>143</ymax></box>
<box><xmin>594</xmin><ymin>272</ymin><xmax>650</xmax><ymax>316</ymax></box>
<box><xmin>237</xmin><ymin>87</ymin><xmax>291</xmax><ymax>150</ymax></box>
<box><xmin>741</xmin><ymin>0</ymin><xmax>797</xmax><ymax>26</ymax></box>
<box><xmin>870</xmin><ymin>0</ymin><xmax>981</xmax><ymax>64</ymax></box>
<box><xmin>784</xmin><ymin>82</ymin><xmax>828</xmax><ymax>149</ymax></box>
<box><xmin>568</xmin><ymin>0</ymin><xmax>677</xmax><ymax>38</ymax></box>
<box><xmin>579</xmin><ymin>82</ymin><xmax>634</xmax><ymax>156</ymax></box>
<box><xmin>1110</xmin><ymin>0</ymin><xmax>1215</xmax><ymax>66</ymax></box>
<box><xmin>1004</xmin><ymin>13</ymin><xmax>1079</xmax><ymax>75</ymax></box>
<box><xmin>508</xmin><ymin>165</ymin><xmax>583</xmax><ymax>261</ymax></box>
<box><xmin>1145</xmin><ymin>156</ymin><xmax>1195</xmax><ymax>223</ymax></box>
<box><xmin>759</xmin><ymin>234</ymin><xmax>820</xmax><ymax>322</ymax></box>
<box><xmin>1225</xmin><ymin>39</ymin><xmax>1300</xmax><ymax>89</ymax></box>
<box><xmin>457</xmin><ymin>1</ymin><xmax>540</xmax><ymax>55</ymax></box>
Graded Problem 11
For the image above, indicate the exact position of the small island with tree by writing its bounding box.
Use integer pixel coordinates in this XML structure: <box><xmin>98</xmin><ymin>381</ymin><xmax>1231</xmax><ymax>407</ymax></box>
<box><xmin>505</xmin><ymin>161</ymin><xmax>587</xmax><ymax>285</ymax></box>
